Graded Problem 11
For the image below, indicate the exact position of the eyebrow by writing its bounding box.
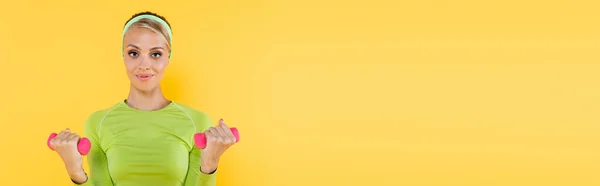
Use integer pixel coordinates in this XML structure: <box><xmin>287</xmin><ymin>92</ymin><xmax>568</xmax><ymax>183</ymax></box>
<box><xmin>127</xmin><ymin>44</ymin><xmax>140</xmax><ymax>49</ymax></box>
<box><xmin>127</xmin><ymin>44</ymin><xmax>164</xmax><ymax>50</ymax></box>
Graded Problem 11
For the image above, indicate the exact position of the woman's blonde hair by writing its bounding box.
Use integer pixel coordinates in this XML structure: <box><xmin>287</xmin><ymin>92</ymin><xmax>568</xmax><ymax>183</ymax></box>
<box><xmin>123</xmin><ymin>12</ymin><xmax>172</xmax><ymax>51</ymax></box>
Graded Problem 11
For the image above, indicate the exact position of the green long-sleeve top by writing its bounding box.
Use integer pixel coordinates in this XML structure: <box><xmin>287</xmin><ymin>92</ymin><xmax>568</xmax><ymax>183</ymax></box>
<box><xmin>77</xmin><ymin>100</ymin><xmax>217</xmax><ymax>186</ymax></box>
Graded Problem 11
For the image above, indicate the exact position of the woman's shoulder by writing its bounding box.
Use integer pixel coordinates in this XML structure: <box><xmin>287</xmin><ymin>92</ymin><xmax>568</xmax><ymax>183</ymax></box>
<box><xmin>171</xmin><ymin>101</ymin><xmax>214</xmax><ymax>131</ymax></box>
<box><xmin>83</xmin><ymin>102</ymin><xmax>124</xmax><ymax>132</ymax></box>
<box><xmin>85</xmin><ymin>102</ymin><xmax>122</xmax><ymax>122</ymax></box>
<box><xmin>171</xmin><ymin>101</ymin><xmax>211</xmax><ymax>120</ymax></box>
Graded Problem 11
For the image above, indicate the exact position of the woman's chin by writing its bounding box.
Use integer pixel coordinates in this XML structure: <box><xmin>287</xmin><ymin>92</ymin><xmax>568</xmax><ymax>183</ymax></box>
<box><xmin>131</xmin><ymin>83</ymin><xmax>159</xmax><ymax>92</ymax></box>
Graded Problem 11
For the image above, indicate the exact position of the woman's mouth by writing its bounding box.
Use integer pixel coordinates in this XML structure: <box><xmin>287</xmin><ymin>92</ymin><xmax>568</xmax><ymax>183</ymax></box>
<box><xmin>136</xmin><ymin>74</ymin><xmax>155</xmax><ymax>81</ymax></box>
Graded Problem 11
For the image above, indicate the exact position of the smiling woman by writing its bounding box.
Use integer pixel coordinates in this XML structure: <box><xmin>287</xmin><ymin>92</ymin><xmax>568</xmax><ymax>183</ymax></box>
<box><xmin>47</xmin><ymin>11</ymin><xmax>239</xmax><ymax>186</ymax></box>
<box><xmin>123</xmin><ymin>12</ymin><xmax>172</xmax><ymax>91</ymax></box>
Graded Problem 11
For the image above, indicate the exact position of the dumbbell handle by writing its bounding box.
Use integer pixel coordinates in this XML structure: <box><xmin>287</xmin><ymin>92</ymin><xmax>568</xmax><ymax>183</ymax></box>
<box><xmin>194</xmin><ymin>127</ymin><xmax>240</xmax><ymax>149</ymax></box>
<box><xmin>47</xmin><ymin>133</ymin><xmax>91</xmax><ymax>156</ymax></box>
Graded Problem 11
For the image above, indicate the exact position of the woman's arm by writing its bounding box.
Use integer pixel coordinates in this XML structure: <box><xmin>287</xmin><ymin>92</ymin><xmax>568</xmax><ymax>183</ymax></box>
<box><xmin>183</xmin><ymin>147</ymin><xmax>218</xmax><ymax>186</ymax></box>
<box><xmin>183</xmin><ymin>112</ymin><xmax>218</xmax><ymax>186</ymax></box>
<box><xmin>184</xmin><ymin>119</ymin><xmax>238</xmax><ymax>186</ymax></box>
<box><xmin>76</xmin><ymin>111</ymin><xmax>114</xmax><ymax>186</ymax></box>
<box><xmin>50</xmin><ymin>128</ymin><xmax>88</xmax><ymax>185</ymax></box>
<box><xmin>178</xmin><ymin>104</ymin><xmax>237</xmax><ymax>186</ymax></box>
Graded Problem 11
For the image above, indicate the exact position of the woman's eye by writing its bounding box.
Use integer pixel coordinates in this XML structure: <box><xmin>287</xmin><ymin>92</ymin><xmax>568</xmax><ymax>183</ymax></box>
<box><xmin>128</xmin><ymin>51</ymin><xmax>139</xmax><ymax>57</ymax></box>
<box><xmin>151</xmin><ymin>52</ymin><xmax>162</xmax><ymax>58</ymax></box>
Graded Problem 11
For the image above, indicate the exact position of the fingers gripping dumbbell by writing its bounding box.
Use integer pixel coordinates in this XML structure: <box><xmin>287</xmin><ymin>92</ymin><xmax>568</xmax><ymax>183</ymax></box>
<box><xmin>194</xmin><ymin>127</ymin><xmax>240</xmax><ymax>149</ymax></box>
<box><xmin>47</xmin><ymin>133</ymin><xmax>91</xmax><ymax>156</ymax></box>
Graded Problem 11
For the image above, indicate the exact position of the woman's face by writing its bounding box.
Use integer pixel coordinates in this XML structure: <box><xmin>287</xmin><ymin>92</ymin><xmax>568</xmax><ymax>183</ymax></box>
<box><xmin>122</xmin><ymin>26</ymin><xmax>170</xmax><ymax>92</ymax></box>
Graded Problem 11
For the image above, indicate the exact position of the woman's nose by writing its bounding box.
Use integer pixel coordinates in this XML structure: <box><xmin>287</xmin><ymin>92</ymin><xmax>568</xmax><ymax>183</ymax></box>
<box><xmin>139</xmin><ymin>67</ymin><xmax>150</xmax><ymax>71</ymax></box>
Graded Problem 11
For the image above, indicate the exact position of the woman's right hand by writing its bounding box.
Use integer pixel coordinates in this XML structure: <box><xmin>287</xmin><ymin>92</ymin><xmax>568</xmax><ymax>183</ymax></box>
<box><xmin>49</xmin><ymin>128</ymin><xmax>87</xmax><ymax>183</ymax></box>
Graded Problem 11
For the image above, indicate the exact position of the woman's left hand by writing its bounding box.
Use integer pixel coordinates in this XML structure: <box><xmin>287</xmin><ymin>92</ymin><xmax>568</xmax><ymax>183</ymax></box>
<box><xmin>200</xmin><ymin>118</ymin><xmax>237</xmax><ymax>174</ymax></box>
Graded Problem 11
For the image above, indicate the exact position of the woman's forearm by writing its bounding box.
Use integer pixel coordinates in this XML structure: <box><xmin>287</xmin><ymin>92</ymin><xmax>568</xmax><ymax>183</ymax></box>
<box><xmin>65</xmin><ymin>162</ymin><xmax>87</xmax><ymax>184</ymax></box>
<box><xmin>200</xmin><ymin>155</ymin><xmax>219</xmax><ymax>174</ymax></box>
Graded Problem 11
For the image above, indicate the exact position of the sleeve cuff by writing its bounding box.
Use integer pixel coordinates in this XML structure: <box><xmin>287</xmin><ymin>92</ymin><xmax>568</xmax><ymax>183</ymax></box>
<box><xmin>200</xmin><ymin>167</ymin><xmax>217</xmax><ymax>175</ymax></box>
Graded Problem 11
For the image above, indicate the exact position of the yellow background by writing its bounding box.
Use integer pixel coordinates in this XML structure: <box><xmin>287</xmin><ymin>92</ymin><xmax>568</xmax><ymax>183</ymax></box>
<box><xmin>1</xmin><ymin>0</ymin><xmax>599</xmax><ymax>185</ymax></box>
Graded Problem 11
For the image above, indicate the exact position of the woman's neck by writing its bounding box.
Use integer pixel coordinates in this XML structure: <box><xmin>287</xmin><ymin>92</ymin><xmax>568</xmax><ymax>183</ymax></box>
<box><xmin>126</xmin><ymin>84</ymin><xmax>171</xmax><ymax>111</ymax></box>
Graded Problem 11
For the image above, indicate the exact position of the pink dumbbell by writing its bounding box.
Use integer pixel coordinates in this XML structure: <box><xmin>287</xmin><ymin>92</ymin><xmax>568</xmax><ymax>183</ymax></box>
<box><xmin>194</xmin><ymin>127</ymin><xmax>240</xmax><ymax>149</ymax></box>
<box><xmin>47</xmin><ymin>133</ymin><xmax>92</xmax><ymax>156</ymax></box>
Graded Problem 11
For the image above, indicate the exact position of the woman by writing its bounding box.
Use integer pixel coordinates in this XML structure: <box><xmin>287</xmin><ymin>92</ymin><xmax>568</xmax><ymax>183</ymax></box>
<box><xmin>49</xmin><ymin>11</ymin><xmax>237</xmax><ymax>186</ymax></box>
